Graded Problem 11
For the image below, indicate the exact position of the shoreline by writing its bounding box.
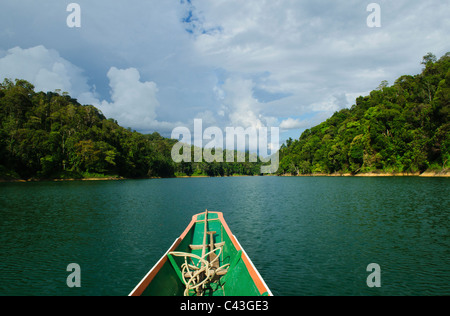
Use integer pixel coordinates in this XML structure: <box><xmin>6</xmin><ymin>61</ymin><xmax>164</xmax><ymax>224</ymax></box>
<box><xmin>1</xmin><ymin>170</ymin><xmax>448</xmax><ymax>183</ymax></box>
<box><xmin>0</xmin><ymin>177</ymin><xmax>125</xmax><ymax>183</ymax></box>
<box><xmin>280</xmin><ymin>171</ymin><xmax>449</xmax><ymax>178</ymax></box>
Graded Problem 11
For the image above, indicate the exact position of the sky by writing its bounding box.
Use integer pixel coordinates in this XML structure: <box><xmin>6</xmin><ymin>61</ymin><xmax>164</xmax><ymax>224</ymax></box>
<box><xmin>0</xmin><ymin>0</ymin><xmax>449</xmax><ymax>148</ymax></box>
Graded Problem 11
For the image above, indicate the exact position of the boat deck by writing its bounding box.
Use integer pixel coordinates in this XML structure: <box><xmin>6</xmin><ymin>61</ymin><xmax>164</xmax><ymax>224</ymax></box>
<box><xmin>130</xmin><ymin>211</ymin><xmax>272</xmax><ymax>296</ymax></box>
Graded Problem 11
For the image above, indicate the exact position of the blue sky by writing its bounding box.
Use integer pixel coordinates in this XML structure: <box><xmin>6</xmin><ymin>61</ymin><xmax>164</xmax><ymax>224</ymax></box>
<box><xmin>0</xmin><ymin>0</ymin><xmax>449</xmax><ymax>147</ymax></box>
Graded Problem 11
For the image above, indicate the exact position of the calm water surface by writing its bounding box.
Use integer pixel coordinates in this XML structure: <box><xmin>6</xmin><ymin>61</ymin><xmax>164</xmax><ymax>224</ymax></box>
<box><xmin>0</xmin><ymin>177</ymin><xmax>449</xmax><ymax>296</ymax></box>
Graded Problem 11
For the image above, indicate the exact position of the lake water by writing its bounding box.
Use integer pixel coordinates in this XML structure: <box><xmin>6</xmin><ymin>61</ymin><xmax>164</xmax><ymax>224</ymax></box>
<box><xmin>0</xmin><ymin>176</ymin><xmax>449</xmax><ymax>296</ymax></box>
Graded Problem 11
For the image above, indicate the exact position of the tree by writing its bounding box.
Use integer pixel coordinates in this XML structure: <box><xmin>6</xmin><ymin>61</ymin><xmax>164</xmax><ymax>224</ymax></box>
<box><xmin>377</xmin><ymin>80</ymin><xmax>389</xmax><ymax>90</ymax></box>
<box><xmin>422</xmin><ymin>52</ymin><xmax>437</xmax><ymax>66</ymax></box>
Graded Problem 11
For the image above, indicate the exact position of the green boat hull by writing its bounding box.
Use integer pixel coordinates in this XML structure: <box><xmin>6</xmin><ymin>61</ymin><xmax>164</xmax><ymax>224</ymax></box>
<box><xmin>129</xmin><ymin>211</ymin><xmax>272</xmax><ymax>296</ymax></box>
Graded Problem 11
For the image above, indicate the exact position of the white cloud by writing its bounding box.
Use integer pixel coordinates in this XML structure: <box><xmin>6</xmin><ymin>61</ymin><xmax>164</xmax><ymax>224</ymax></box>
<box><xmin>279</xmin><ymin>118</ymin><xmax>309</xmax><ymax>130</ymax></box>
<box><xmin>99</xmin><ymin>67</ymin><xmax>159</xmax><ymax>128</ymax></box>
<box><xmin>0</xmin><ymin>45</ymin><xmax>97</xmax><ymax>105</ymax></box>
<box><xmin>218</xmin><ymin>76</ymin><xmax>280</xmax><ymax>130</ymax></box>
<box><xmin>98</xmin><ymin>67</ymin><xmax>183</xmax><ymax>133</ymax></box>
<box><xmin>221</xmin><ymin>77</ymin><xmax>262</xmax><ymax>128</ymax></box>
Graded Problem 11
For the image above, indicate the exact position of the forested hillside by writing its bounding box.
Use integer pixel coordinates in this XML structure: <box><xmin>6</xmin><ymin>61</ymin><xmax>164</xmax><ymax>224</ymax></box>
<box><xmin>278</xmin><ymin>53</ymin><xmax>449</xmax><ymax>175</ymax></box>
<box><xmin>0</xmin><ymin>79</ymin><xmax>262</xmax><ymax>180</ymax></box>
<box><xmin>0</xmin><ymin>79</ymin><xmax>177</xmax><ymax>180</ymax></box>
<box><xmin>1</xmin><ymin>53</ymin><xmax>448</xmax><ymax>180</ymax></box>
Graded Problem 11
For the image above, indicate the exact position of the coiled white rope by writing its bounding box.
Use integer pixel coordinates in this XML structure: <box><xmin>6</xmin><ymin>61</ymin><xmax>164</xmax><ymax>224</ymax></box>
<box><xmin>169</xmin><ymin>246</ymin><xmax>230</xmax><ymax>296</ymax></box>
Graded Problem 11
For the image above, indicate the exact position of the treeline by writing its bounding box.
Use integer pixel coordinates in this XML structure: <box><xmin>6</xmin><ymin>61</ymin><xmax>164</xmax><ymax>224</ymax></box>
<box><xmin>176</xmin><ymin>149</ymin><xmax>263</xmax><ymax>177</ymax></box>
<box><xmin>278</xmin><ymin>52</ymin><xmax>450</xmax><ymax>175</ymax></box>
<box><xmin>2</xmin><ymin>52</ymin><xmax>448</xmax><ymax>180</ymax></box>
<box><xmin>0</xmin><ymin>79</ymin><xmax>262</xmax><ymax>180</ymax></box>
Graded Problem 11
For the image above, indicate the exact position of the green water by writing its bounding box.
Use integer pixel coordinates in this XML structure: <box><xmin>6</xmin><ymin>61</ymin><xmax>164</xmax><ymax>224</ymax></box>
<box><xmin>0</xmin><ymin>177</ymin><xmax>449</xmax><ymax>296</ymax></box>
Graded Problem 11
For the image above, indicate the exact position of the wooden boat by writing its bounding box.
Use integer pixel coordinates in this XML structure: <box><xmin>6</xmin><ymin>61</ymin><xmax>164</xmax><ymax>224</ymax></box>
<box><xmin>129</xmin><ymin>210</ymin><xmax>272</xmax><ymax>296</ymax></box>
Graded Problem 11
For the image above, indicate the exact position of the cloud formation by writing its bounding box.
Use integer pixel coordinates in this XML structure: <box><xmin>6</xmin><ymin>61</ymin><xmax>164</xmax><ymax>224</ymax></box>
<box><xmin>0</xmin><ymin>46</ymin><xmax>177</xmax><ymax>133</ymax></box>
<box><xmin>99</xmin><ymin>67</ymin><xmax>159</xmax><ymax>130</ymax></box>
<box><xmin>98</xmin><ymin>67</ymin><xmax>180</xmax><ymax>133</ymax></box>
<box><xmin>0</xmin><ymin>45</ymin><xmax>97</xmax><ymax>105</ymax></box>
<box><xmin>0</xmin><ymin>0</ymin><xmax>449</xmax><ymax>143</ymax></box>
